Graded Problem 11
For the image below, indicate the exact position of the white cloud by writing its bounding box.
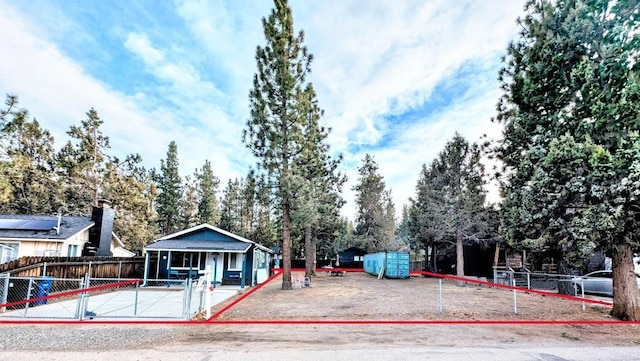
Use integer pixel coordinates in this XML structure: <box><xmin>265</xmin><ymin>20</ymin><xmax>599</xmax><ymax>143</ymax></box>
<box><xmin>0</xmin><ymin>0</ymin><xmax>526</xmax><ymax>221</ymax></box>
<box><xmin>0</xmin><ymin>2</ymin><xmax>248</xmax><ymax>188</ymax></box>
<box><xmin>288</xmin><ymin>1</ymin><xmax>525</xmax><ymax>217</ymax></box>
<box><xmin>0</xmin><ymin>4</ymin><xmax>163</xmax><ymax>152</ymax></box>
<box><xmin>124</xmin><ymin>32</ymin><xmax>165</xmax><ymax>65</ymax></box>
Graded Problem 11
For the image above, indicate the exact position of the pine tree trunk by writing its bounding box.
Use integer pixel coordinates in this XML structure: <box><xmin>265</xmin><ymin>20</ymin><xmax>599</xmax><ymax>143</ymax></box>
<box><xmin>281</xmin><ymin>200</ymin><xmax>292</xmax><ymax>290</ymax></box>
<box><xmin>311</xmin><ymin>237</ymin><xmax>317</xmax><ymax>277</ymax></box>
<box><xmin>429</xmin><ymin>242</ymin><xmax>436</xmax><ymax>272</ymax></box>
<box><xmin>456</xmin><ymin>233</ymin><xmax>465</xmax><ymax>286</ymax></box>
<box><xmin>304</xmin><ymin>225</ymin><xmax>313</xmax><ymax>281</ymax></box>
<box><xmin>611</xmin><ymin>245</ymin><xmax>640</xmax><ymax>320</ymax></box>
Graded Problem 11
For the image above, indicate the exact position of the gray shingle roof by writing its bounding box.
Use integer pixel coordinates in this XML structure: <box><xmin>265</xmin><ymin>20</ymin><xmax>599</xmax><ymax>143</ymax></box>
<box><xmin>145</xmin><ymin>239</ymin><xmax>251</xmax><ymax>252</ymax></box>
<box><xmin>149</xmin><ymin>223</ymin><xmax>275</xmax><ymax>254</ymax></box>
<box><xmin>0</xmin><ymin>214</ymin><xmax>94</xmax><ymax>241</ymax></box>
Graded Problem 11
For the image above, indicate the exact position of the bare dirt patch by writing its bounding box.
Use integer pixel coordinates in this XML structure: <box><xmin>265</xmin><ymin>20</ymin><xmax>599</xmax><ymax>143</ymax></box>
<box><xmin>214</xmin><ymin>272</ymin><xmax>610</xmax><ymax>321</ymax></box>
<box><xmin>197</xmin><ymin>271</ymin><xmax>640</xmax><ymax>347</ymax></box>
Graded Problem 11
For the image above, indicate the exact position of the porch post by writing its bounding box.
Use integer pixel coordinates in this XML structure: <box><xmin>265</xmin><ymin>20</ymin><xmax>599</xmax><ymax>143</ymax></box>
<box><xmin>167</xmin><ymin>251</ymin><xmax>172</xmax><ymax>287</ymax></box>
<box><xmin>241</xmin><ymin>253</ymin><xmax>247</xmax><ymax>289</ymax></box>
<box><xmin>143</xmin><ymin>251</ymin><xmax>150</xmax><ymax>286</ymax></box>
<box><xmin>205</xmin><ymin>265</ymin><xmax>212</xmax><ymax>319</ymax></box>
<box><xmin>213</xmin><ymin>254</ymin><xmax>218</xmax><ymax>289</ymax></box>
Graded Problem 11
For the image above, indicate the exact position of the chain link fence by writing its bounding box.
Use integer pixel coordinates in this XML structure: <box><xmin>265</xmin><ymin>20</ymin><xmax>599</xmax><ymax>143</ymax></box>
<box><xmin>1</xmin><ymin>270</ymin><xmax>613</xmax><ymax>322</ymax></box>
<box><xmin>0</xmin><ymin>273</ymin><xmax>230</xmax><ymax>321</ymax></box>
<box><xmin>493</xmin><ymin>270</ymin><xmax>579</xmax><ymax>293</ymax></box>
<box><xmin>416</xmin><ymin>270</ymin><xmax>612</xmax><ymax>318</ymax></box>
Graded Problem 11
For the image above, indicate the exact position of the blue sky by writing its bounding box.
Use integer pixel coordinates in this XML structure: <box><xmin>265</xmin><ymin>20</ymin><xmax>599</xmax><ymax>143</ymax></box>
<box><xmin>0</xmin><ymin>0</ymin><xmax>526</xmax><ymax>219</ymax></box>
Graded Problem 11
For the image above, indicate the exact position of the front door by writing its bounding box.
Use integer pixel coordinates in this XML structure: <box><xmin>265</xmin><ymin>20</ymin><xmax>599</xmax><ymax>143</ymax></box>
<box><xmin>207</xmin><ymin>253</ymin><xmax>224</xmax><ymax>284</ymax></box>
<box><xmin>158</xmin><ymin>251</ymin><xmax>169</xmax><ymax>279</ymax></box>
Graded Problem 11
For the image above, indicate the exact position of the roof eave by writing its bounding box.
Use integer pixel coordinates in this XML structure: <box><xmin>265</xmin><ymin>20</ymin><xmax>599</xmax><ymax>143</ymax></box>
<box><xmin>157</xmin><ymin>223</ymin><xmax>254</xmax><ymax>244</ymax></box>
<box><xmin>144</xmin><ymin>248</ymin><xmax>250</xmax><ymax>253</ymax></box>
<box><xmin>0</xmin><ymin>236</ymin><xmax>68</xmax><ymax>242</ymax></box>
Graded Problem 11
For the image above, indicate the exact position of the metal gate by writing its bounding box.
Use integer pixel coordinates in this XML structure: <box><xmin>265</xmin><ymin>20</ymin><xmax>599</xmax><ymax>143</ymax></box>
<box><xmin>0</xmin><ymin>274</ymin><xmax>208</xmax><ymax>321</ymax></box>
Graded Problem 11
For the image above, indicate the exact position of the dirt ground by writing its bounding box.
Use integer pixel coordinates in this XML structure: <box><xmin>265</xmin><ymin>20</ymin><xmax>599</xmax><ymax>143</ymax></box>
<box><xmin>214</xmin><ymin>271</ymin><xmax>611</xmax><ymax>321</ymax></box>
<box><xmin>198</xmin><ymin>271</ymin><xmax>640</xmax><ymax>346</ymax></box>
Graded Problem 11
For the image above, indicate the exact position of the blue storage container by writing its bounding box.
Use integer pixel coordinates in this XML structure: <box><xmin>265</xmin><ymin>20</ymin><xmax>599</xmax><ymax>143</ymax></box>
<box><xmin>364</xmin><ymin>252</ymin><xmax>386</xmax><ymax>277</ymax></box>
<box><xmin>363</xmin><ymin>251</ymin><xmax>410</xmax><ymax>279</ymax></box>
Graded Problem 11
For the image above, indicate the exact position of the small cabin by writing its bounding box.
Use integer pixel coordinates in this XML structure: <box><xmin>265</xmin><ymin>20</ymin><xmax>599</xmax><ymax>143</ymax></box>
<box><xmin>143</xmin><ymin>224</ymin><xmax>274</xmax><ymax>287</ymax></box>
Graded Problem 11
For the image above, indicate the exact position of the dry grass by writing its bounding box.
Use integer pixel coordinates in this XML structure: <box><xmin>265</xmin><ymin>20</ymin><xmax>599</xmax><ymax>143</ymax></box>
<box><xmin>213</xmin><ymin>272</ymin><xmax>611</xmax><ymax>321</ymax></box>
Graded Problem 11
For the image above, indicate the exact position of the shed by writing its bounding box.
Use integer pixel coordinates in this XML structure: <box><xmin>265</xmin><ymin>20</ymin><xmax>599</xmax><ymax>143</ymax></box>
<box><xmin>339</xmin><ymin>247</ymin><xmax>366</xmax><ymax>268</ymax></box>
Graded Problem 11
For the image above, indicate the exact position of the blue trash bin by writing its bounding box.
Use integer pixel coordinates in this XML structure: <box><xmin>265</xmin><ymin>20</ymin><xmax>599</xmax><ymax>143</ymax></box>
<box><xmin>34</xmin><ymin>276</ymin><xmax>53</xmax><ymax>305</ymax></box>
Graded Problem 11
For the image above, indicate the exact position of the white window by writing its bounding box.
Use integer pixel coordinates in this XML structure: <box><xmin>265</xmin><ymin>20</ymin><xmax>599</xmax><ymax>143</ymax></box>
<box><xmin>67</xmin><ymin>244</ymin><xmax>78</xmax><ymax>257</ymax></box>
<box><xmin>228</xmin><ymin>253</ymin><xmax>243</xmax><ymax>271</ymax></box>
<box><xmin>0</xmin><ymin>243</ymin><xmax>19</xmax><ymax>263</ymax></box>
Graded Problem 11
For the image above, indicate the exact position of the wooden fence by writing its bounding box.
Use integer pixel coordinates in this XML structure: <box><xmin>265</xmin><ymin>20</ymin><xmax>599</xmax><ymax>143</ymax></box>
<box><xmin>0</xmin><ymin>256</ymin><xmax>145</xmax><ymax>279</ymax></box>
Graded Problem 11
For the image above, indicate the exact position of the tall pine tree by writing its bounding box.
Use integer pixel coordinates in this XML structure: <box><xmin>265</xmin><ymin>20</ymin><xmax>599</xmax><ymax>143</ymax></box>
<box><xmin>0</xmin><ymin>96</ymin><xmax>60</xmax><ymax>213</ymax></box>
<box><xmin>353</xmin><ymin>154</ymin><xmax>396</xmax><ymax>252</ymax></box>
<box><xmin>291</xmin><ymin>84</ymin><xmax>346</xmax><ymax>280</ymax></box>
<box><xmin>411</xmin><ymin>134</ymin><xmax>493</xmax><ymax>278</ymax></box>
<box><xmin>243</xmin><ymin>0</ymin><xmax>318</xmax><ymax>289</ymax></box>
<box><xmin>496</xmin><ymin>0</ymin><xmax>640</xmax><ymax>319</ymax></box>
<box><xmin>102</xmin><ymin>155</ymin><xmax>157</xmax><ymax>251</ymax></box>
<box><xmin>56</xmin><ymin>108</ymin><xmax>110</xmax><ymax>214</ymax></box>
<box><xmin>156</xmin><ymin>141</ymin><xmax>182</xmax><ymax>235</ymax></box>
<box><xmin>196</xmin><ymin>160</ymin><xmax>221</xmax><ymax>226</ymax></box>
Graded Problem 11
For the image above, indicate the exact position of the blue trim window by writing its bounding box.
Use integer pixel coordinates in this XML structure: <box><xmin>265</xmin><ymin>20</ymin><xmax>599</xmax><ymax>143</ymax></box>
<box><xmin>170</xmin><ymin>252</ymin><xmax>203</xmax><ymax>270</ymax></box>
<box><xmin>228</xmin><ymin>253</ymin><xmax>242</xmax><ymax>271</ymax></box>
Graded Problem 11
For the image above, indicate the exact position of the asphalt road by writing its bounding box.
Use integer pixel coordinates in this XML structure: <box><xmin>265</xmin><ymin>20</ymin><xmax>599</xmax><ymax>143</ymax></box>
<box><xmin>1</xmin><ymin>345</ymin><xmax>639</xmax><ymax>361</ymax></box>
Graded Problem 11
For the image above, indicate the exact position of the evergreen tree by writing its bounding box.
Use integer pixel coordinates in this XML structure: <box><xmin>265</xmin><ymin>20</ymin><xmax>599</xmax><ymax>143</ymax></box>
<box><xmin>219</xmin><ymin>178</ymin><xmax>242</xmax><ymax>234</ymax></box>
<box><xmin>218</xmin><ymin>173</ymin><xmax>277</xmax><ymax>246</ymax></box>
<box><xmin>248</xmin><ymin>174</ymin><xmax>276</xmax><ymax>247</ymax></box>
<box><xmin>496</xmin><ymin>0</ymin><xmax>640</xmax><ymax>319</ymax></box>
<box><xmin>156</xmin><ymin>141</ymin><xmax>182</xmax><ymax>235</ymax></box>
<box><xmin>241</xmin><ymin>171</ymin><xmax>258</xmax><ymax>236</ymax></box>
<box><xmin>0</xmin><ymin>94</ymin><xmax>17</xmax><ymax>123</ymax></box>
<box><xmin>409</xmin><ymin>164</ymin><xmax>446</xmax><ymax>272</ymax></box>
<box><xmin>0</xmin><ymin>97</ymin><xmax>60</xmax><ymax>213</ymax></box>
<box><xmin>289</xmin><ymin>84</ymin><xmax>346</xmax><ymax>279</ymax></box>
<box><xmin>243</xmin><ymin>0</ymin><xmax>318</xmax><ymax>289</ymax></box>
<box><xmin>196</xmin><ymin>160</ymin><xmax>221</xmax><ymax>225</ymax></box>
<box><xmin>102</xmin><ymin>155</ymin><xmax>157</xmax><ymax>251</ymax></box>
<box><xmin>411</xmin><ymin>134</ymin><xmax>492</xmax><ymax>278</ymax></box>
<box><xmin>398</xmin><ymin>205</ymin><xmax>411</xmax><ymax>248</ymax></box>
<box><xmin>353</xmin><ymin>154</ymin><xmax>396</xmax><ymax>252</ymax></box>
<box><xmin>56</xmin><ymin>108</ymin><xmax>110</xmax><ymax>215</ymax></box>
<box><xmin>1</xmin><ymin>98</ymin><xmax>156</xmax><ymax>250</ymax></box>
<box><xmin>179</xmin><ymin>175</ymin><xmax>199</xmax><ymax>229</ymax></box>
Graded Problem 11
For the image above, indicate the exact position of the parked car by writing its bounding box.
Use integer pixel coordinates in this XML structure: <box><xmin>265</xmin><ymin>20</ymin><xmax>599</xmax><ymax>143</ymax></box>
<box><xmin>570</xmin><ymin>270</ymin><xmax>640</xmax><ymax>296</ymax></box>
